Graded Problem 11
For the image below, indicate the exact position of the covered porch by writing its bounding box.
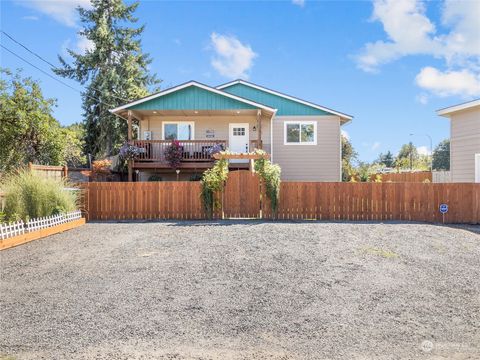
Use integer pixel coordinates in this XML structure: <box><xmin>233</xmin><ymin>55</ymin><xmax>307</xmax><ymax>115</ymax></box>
<box><xmin>110</xmin><ymin>81</ymin><xmax>276</xmax><ymax>180</ymax></box>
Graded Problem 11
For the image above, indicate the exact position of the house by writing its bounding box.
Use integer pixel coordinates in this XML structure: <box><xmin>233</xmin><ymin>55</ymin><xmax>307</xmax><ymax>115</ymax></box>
<box><xmin>437</xmin><ymin>99</ymin><xmax>480</xmax><ymax>183</ymax></box>
<box><xmin>110</xmin><ymin>80</ymin><xmax>352</xmax><ymax>181</ymax></box>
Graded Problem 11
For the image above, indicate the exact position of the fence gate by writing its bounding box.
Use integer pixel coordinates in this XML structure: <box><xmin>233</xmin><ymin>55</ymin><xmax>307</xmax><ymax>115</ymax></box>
<box><xmin>223</xmin><ymin>170</ymin><xmax>261</xmax><ymax>218</ymax></box>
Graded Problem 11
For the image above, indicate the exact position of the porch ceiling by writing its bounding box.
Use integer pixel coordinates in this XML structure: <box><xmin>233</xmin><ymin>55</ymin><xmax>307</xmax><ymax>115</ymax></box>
<box><xmin>118</xmin><ymin>108</ymin><xmax>273</xmax><ymax>121</ymax></box>
<box><xmin>133</xmin><ymin>108</ymin><xmax>259</xmax><ymax>117</ymax></box>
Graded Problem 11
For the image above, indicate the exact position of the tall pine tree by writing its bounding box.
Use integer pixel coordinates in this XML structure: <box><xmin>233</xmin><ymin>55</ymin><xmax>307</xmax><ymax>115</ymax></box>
<box><xmin>55</xmin><ymin>0</ymin><xmax>160</xmax><ymax>158</ymax></box>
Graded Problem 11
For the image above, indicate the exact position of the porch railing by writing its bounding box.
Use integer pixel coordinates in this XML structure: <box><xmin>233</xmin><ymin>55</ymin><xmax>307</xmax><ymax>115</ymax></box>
<box><xmin>133</xmin><ymin>140</ymin><xmax>228</xmax><ymax>162</ymax></box>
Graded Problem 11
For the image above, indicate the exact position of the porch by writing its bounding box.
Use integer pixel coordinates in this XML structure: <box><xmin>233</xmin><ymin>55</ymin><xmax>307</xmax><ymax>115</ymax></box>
<box><xmin>132</xmin><ymin>139</ymin><xmax>263</xmax><ymax>169</ymax></box>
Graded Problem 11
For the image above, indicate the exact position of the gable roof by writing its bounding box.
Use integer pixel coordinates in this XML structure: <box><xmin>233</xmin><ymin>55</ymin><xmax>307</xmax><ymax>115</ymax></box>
<box><xmin>437</xmin><ymin>99</ymin><xmax>480</xmax><ymax>117</ymax></box>
<box><xmin>217</xmin><ymin>79</ymin><xmax>353</xmax><ymax>120</ymax></box>
<box><xmin>110</xmin><ymin>81</ymin><xmax>276</xmax><ymax>114</ymax></box>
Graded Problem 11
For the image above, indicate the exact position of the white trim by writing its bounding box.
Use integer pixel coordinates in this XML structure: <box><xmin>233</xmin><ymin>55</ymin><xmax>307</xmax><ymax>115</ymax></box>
<box><xmin>437</xmin><ymin>99</ymin><xmax>480</xmax><ymax>117</ymax></box>
<box><xmin>110</xmin><ymin>81</ymin><xmax>276</xmax><ymax>113</ymax></box>
<box><xmin>475</xmin><ymin>153</ymin><xmax>480</xmax><ymax>183</ymax></box>
<box><xmin>270</xmin><ymin>115</ymin><xmax>274</xmax><ymax>163</ymax></box>
<box><xmin>217</xmin><ymin>80</ymin><xmax>353</xmax><ymax>120</ymax></box>
<box><xmin>283</xmin><ymin>120</ymin><xmax>317</xmax><ymax>145</ymax></box>
<box><xmin>162</xmin><ymin>121</ymin><xmax>195</xmax><ymax>140</ymax></box>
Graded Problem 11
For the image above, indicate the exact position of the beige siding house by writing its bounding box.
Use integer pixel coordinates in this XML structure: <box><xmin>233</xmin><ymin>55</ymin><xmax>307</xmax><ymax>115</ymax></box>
<box><xmin>437</xmin><ymin>99</ymin><xmax>480</xmax><ymax>183</ymax></box>
<box><xmin>111</xmin><ymin>80</ymin><xmax>352</xmax><ymax>181</ymax></box>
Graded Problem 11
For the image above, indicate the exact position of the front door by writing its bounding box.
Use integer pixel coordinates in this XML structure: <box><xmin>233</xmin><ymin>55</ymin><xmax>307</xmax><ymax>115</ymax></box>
<box><xmin>229</xmin><ymin>123</ymin><xmax>249</xmax><ymax>163</ymax></box>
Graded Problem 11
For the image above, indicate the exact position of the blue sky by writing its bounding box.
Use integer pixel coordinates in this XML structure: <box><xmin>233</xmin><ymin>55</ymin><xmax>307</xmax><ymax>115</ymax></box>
<box><xmin>1</xmin><ymin>0</ymin><xmax>479</xmax><ymax>161</ymax></box>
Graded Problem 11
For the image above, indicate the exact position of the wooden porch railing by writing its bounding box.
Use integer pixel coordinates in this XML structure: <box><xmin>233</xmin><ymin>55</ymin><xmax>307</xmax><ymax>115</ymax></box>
<box><xmin>133</xmin><ymin>140</ymin><xmax>228</xmax><ymax>162</ymax></box>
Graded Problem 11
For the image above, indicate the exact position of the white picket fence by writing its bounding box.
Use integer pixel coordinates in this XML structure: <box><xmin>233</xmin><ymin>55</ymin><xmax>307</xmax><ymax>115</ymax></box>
<box><xmin>0</xmin><ymin>210</ymin><xmax>82</xmax><ymax>240</ymax></box>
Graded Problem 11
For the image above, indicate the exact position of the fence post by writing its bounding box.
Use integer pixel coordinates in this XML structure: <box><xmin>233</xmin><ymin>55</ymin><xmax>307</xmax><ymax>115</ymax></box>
<box><xmin>63</xmin><ymin>165</ymin><xmax>68</xmax><ymax>179</ymax></box>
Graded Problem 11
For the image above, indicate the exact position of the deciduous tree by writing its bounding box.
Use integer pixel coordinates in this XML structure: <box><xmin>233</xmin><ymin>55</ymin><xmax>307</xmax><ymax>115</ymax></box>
<box><xmin>0</xmin><ymin>69</ymin><xmax>67</xmax><ymax>172</ymax></box>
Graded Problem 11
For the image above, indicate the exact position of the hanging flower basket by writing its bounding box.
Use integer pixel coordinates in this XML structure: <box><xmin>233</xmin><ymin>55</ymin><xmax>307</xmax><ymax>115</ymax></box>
<box><xmin>164</xmin><ymin>140</ymin><xmax>183</xmax><ymax>169</ymax></box>
<box><xmin>119</xmin><ymin>143</ymin><xmax>142</xmax><ymax>161</ymax></box>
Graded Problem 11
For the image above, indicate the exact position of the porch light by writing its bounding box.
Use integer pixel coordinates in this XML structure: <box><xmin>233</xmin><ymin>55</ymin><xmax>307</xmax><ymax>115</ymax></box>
<box><xmin>253</xmin><ymin>126</ymin><xmax>257</xmax><ymax>132</ymax></box>
<box><xmin>153</xmin><ymin>111</ymin><xmax>157</xmax><ymax>114</ymax></box>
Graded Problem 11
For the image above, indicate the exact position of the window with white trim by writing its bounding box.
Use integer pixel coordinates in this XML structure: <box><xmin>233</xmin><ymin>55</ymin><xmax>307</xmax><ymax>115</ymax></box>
<box><xmin>162</xmin><ymin>122</ymin><xmax>194</xmax><ymax>140</ymax></box>
<box><xmin>284</xmin><ymin>121</ymin><xmax>317</xmax><ymax>145</ymax></box>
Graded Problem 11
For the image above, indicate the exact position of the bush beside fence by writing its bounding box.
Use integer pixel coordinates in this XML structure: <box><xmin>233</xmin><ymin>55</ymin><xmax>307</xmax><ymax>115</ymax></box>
<box><xmin>372</xmin><ymin>171</ymin><xmax>432</xmax><ymax>183</ymax></box>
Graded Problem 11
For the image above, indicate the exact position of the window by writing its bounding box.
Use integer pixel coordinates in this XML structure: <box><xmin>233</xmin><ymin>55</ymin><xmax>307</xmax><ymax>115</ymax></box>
<box><xmin>233</xmin><ymin>127</ymin><xmax>245</xmax><ymax>136</ymax></box>
<box><xmin>284</xmin><ymin>121</ymin><xmax>317</xmax><ymax>145</ymax></box>
<box><xmin>162</xmin><ymin>122</ymin><xmax>194</xmax><ymax>140</ymax></box>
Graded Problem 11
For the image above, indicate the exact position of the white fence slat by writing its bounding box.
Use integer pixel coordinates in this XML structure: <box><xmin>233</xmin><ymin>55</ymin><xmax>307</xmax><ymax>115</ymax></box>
<box><xmin>0</xmin><ymin>210</ymin><xmax>81</xmax><ymax>241</ymax></box>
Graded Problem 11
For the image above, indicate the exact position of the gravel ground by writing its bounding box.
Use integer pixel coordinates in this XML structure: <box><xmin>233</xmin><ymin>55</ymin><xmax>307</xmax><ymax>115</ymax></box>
<box><xmin>1</xmin><ymin>221</ymin><xmax>479</xmax><ymax>360</ymax></box>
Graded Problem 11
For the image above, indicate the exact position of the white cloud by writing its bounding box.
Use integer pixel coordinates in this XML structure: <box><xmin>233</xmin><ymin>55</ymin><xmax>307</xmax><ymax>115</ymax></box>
<box><xmin>415</xmin><ymin>93</ymin><xmax>429</xmax><ymax>105</ymax></box>
<box><xmin>17</xmin><ymin>0</ymin><xmax>91</xmax><ymax>27</ymax></box>
<box><xmin>415</xmin><ymin>66</ymin><xmax>480</xmax><ymax>97</ymax></box>
<box><xmin>22</xmin><ymin>15</ymin><xmax>39</xmax><ymax>21</ymax></box>
<box><xmin>210</xmin><ymin>33</ymin><xmax>257</xmax><ymax>79</ymax></box>
<box><xmin>341</xmin><ymin>129</ymin><xmax>350</xmax><ymax>140</ymax></box>
<box><xmin>62</xmin><ymin>34</ymin><xmax>94</xmax><ymax>57</ymax></box>
<box><xmin>371</xmin><ymin>142</ymin><xmax>381</xmax><ymax>151</ymax></box>
<box><xmin>356</xmin><ymin>0</ymin><xmax>439</xmax><ymax>72</ymax></box>
<box><xmin>76</xmin><ymin>35</ymin><xmax>94</xmax><ymax>53</ymax></box>
<box><xmin>356</xmin><ymin>0</ymin><xmax>480</xmax><ymax>98</ymax></box>
<box><xmin>417</xmin><ymin>145</ymin><xmax>431</xmax><ymax>156</ymax></box>
<box><xmin>292</xmin><ymin>0</ymin><xmax>305</xmax><ymax>7</ymax></box>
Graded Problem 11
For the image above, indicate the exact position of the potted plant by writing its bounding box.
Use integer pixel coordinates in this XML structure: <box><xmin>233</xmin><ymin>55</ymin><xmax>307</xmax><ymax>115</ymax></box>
<box><xmin>164</xmin><ymin>140</ymin><xmax>183</xmax><ymax>169</ymax></box>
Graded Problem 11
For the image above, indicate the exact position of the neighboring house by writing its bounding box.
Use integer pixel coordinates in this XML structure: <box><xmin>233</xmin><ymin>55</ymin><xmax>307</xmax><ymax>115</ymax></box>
<box><xmin>110</xmin><ymin>80</ymin><xmax>352</xmax><ymax>181</ymax></box>
<box><xmin>437</xmin><ymin>99</ymin><xmax>480</xmax><ymax>183</ymax></box>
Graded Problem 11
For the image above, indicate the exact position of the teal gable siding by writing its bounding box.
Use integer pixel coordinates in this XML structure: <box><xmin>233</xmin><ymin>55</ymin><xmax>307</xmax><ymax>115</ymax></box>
<box><xmin>221</xmin><ymin>83</ymin><xmax>331</xmax><ymax>116</ymax></box>
<box><xmin>129</xmin><ymin>85</ymin><xmax>257</xmax><ymax>111</ymax></box>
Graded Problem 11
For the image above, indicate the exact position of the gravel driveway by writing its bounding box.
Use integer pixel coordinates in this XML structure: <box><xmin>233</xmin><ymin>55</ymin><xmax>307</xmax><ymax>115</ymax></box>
<box><xmin>1</xmin><ymin>221</ymin><xmax>479</xmax><ymax>359</ymax></box>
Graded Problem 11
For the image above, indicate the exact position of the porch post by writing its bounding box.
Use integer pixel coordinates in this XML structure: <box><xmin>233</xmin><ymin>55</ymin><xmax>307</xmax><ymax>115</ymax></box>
<box><xmin>127</xmin><ymin>110</ymin><xmax>133</xmax><ymax>182</ymax></box>
<box><xmin>256</xmin><ymin>110</ymin><xmax>262</xmax><ymax>149</ymax></box>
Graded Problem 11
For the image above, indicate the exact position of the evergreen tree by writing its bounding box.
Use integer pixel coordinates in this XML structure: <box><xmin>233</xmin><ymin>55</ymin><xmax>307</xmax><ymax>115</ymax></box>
<box><xmin>432</xmin><ymin>139</ymin><xmax>450</xmax><ymax>170</ymax></box>
<box><xmin>375</xmin><ymin>151</ymin><xmax>395</xmax><ymax>167</ymax></box>
<box><xmin>341</xmin><ymin>135</ymin><xmax>358</xmax><ymax>181</ymax></box>
<box><xmin>55</xmin><ymin>0</ymin><xmax>160</xmax><ymax>158</ymax></box>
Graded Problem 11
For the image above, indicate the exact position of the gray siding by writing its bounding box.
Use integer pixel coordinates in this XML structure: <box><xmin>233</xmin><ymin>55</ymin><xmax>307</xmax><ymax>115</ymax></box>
<box><xmin>450</xmin><ymin>107</ymin><xmax>480</xmax><ymax>182</ymax></box>
<box><xmin>272</xmin><ymin>115</ymin><xmax>341</xmax><ymax>181</ymax></box>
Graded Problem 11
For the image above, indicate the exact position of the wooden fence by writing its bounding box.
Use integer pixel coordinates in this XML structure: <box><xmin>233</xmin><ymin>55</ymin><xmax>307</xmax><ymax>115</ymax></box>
<box><xmin>81</xmin><ymin>176</ymin><xmax>480</xmax><ymax>224</ymax></box>
<box><xmin>372</xmin><ymin>171</ymin><xmax>432</xmax><ymax>183</ymax></box>
<box><xmin>82</xmin><ymin>182</ymin><xmax>208</xmax><ymax>220</ymax></box>
<box><xmin>261</xmin><ymin>182</ymin><xmax>479</xmax><ymax>223</ymax></box>
<box><xmin>29</xmin><ymin>163</ymin><xmax>68</xmax><ymax>181</ymax></box>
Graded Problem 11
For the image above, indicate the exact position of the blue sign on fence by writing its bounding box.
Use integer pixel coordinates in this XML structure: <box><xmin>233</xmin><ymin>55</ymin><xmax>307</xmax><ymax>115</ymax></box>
<box><xmin>439</xmin><ymin>204</ymin><xmax>449</xmax><ymax>214</ymax></box>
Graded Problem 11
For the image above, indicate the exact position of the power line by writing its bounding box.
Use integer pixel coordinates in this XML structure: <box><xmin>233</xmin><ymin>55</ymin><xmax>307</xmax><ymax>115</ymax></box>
<box><xmin>2</xmin><ymin>30</ymin><xmax>57</xmax><ymax>69</ymax></box>
<box><xmin>0</xmin><ymin>30</ymin><xmax>131</xmax><ymax>104</ymax></box>
<box><xmin>0</xmin><ymin>44</ymin><xmax>117</xmax><ymax>108</ymax></box>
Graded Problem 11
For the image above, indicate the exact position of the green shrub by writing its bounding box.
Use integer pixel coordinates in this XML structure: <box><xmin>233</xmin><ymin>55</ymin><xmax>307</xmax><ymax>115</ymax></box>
<box><xmin>201</xmin><ymin>159</ymin><xmax>228</xmax><ymax>218</ymax></box>
<box><xmin>148</xmin><ymin>174</ymin><xmax>163</xmax><ymax>182</ymax></box>
<box><xmin>1</xmin><ymin>170</ymin><xmax>78</xmax><ymax>222</ymax></box>
<box><xmin>189</xmin><ymin>173</ymin><xmax>202</xmax><ymax>181</ymax></box>
<box><xmin>254</xmin><ymin>150</ymin><xmax>281</xmax><ymax>217</ymax></box>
